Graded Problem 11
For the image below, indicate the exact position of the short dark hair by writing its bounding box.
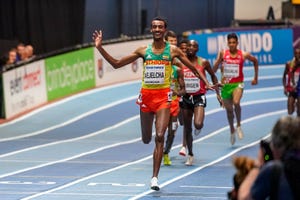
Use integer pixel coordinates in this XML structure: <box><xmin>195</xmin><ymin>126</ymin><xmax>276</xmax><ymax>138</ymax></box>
<box><xmin>164</xmin><ymin>30</ymin><xmax>177</xmax><ymax>40</ymax></box>
<box><xmin>227</xmin><ymin>32</ymin><xmax>238</xmax><ymax>41</ymax></box>
<box><xmin>179</xmin><ymin>38</ymin><xmax>189</xmax><ymax>45</ymax></box>
<box><xmin>152</xmin><ymin>16</ymin><xmax>168</xmax><ymax>28</ymax></box>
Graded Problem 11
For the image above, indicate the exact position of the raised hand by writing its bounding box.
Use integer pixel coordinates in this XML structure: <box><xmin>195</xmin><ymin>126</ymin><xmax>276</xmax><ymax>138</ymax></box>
<box><xmin>92</xmin><ymin>30</ymin><xmax>103</xmax><ymax>48</ymax></box>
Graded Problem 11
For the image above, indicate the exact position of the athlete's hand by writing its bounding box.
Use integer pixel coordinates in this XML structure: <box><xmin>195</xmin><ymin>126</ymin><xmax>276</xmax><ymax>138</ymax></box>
<box><xmin>209</xmin><ymin>83</ymin><xmax>223</xmax><ymax>90</ymax></box>
<box><xmin>216</xmin><ymin>82</ymin><xmax>223</xmax><ymax>88</ymax></box>
<box><xmin>92</xmin><ymin>30</ymin><xmax>103</xmax><ymax>48</ymax></box>
<box><xmin>206</xmin><ymin>84</ymin><xmax>215</xmax><ymax>91</ymax></box>
<box><xmin>284</xmin><ymin>88</ymin><xmax>288</xmax><ymax>96</ymax></box>
<box><xmin>251</xmin><ymin>78</ymin><xmax>258</xmax><ymax>85</ymax></box>
<box><xmin>217</xmin><ymin>94</ymin><xmax>224</xmax><ymax>108</ymax></box>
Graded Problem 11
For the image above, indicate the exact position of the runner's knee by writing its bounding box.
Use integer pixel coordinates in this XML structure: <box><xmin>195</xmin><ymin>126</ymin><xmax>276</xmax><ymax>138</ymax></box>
<box><xmin>194</xmin><ymin>123</ymin><xmax>203</xmax><ymax>130</ymax></box>
<box><xmin>155</xmin><ymin>134</ymin><xmax>164</xmax><ymax>143</ymax></box>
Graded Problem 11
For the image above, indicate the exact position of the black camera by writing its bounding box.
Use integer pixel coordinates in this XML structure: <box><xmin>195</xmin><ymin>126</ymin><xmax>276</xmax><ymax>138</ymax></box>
<box><xmin>260</xmin><ymin>139</ymin><xmax>274</xmax><ymax>162</ymax></box>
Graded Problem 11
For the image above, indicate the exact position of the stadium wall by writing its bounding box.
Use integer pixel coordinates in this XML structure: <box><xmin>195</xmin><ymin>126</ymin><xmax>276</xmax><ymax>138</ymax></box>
<box><xmin>0</xmin><ymin>25</ymin><xmax>296</xmax><ymax>120</ymax></box>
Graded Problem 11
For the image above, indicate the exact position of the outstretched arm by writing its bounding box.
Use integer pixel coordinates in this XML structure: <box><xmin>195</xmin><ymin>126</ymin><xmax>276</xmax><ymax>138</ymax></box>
<box><xmin>282</xmin><ymin>63</ymin><xmax>289</xmax><ymax>96</ymax></box>
<box><xmin>93</xmin><ymin>30</ymin><xmax>142</xmax><ymax>69</ymax></box>
<box><xmin>244</xmin><ymin>52</ymin><xmax>258</xmax><ymax>85</ymax></box>
<box><xmin>173</xmin><ymin>47</ymin><xmax>213</xmax><ymax>89</ymax></box>
<box><xmin>175</xmin><ymin>67</ymin><xmax>186</xmax><ymax>96</ymax></box>
<box><xmin>204</xmin><ymin>60</ymin><xmax>223</xmax><ymax>106</ymax></box>
<box><xmin>213</xmin><ymin>50</ymin><xmax>223</xmax><ymax>73</ymax></box>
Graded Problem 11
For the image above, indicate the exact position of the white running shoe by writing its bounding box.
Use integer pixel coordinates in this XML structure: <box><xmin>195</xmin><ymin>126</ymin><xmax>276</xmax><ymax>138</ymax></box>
<box><xmin>236</xmin><ymin>126</ymin><xmax>244</xmax><ymax>139</ymax></box>
<box><xmin>230</xmin><ymin>133</ymin><xmax>236</xmax><ymax>145</ymax></box>
<box><xmin>194</xmin><ymin>128</ymin><xmax>202</xmax><ymax>136</ymax></box>
<box><xmin>150</xmin><ymin>177</ymin><xmax>160</xmax><ymax>191</ymax></box>
<box><xmin>179</xmin><ymin>146</ymin><xmax>186</xmax><ymax>157</ymax></box>
<box><xmin>185</xmin><ymin>155</ymin><xmax>194</xmax><ymax>166</ymax></box>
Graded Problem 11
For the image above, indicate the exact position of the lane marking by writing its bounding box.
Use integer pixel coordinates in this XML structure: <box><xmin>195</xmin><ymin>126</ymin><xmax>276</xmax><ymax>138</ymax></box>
<box><xmin>0</xmin><ymin>96</ymin><xmax>137</xmax><ymax>142</ymax></box>
<box><xmin>0</xmin><ymin>81</ymin><xmax>140</xmax><ymax>127</ymax></box>
<box><xmin>129</xmin><ymin>133</ymin><xmax>275</xmax><ymax>200</ymax></box>
<box><xmin>180</xmin><ymin>185</ymin><xmax>232</xmax><ymax>189</ymax></box>
<box><xmin>0</xmin><ymin>71</ymin><xmax>282</xmax><ymax>128</ymax></box>
<box><xmin>20</xmin><ymin>110</ymin><xmax>284</xmax><ymax>200</ymax></box>
<box><xmin>0</xmin><ymin>85</ymin><xmax>284</xmax><ymax>142</ymax></box>
<box><xmin>0</xmin><ymin>97</ymin><xmax>284</xmax><ymax>160</ymax></box>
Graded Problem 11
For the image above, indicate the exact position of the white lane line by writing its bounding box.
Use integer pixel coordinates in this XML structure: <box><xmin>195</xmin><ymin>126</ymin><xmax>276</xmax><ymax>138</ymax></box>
<box><xmin>180</xmin><ymin>185</ymin><xmax>232</xmax><ymax>189</ymax></box>
<box><xmin>244</xmin><ymin>75</ymin><xmax>281</xmax><ymax>81</ymax></box>
<box><xmin>0</xmin><ymin>80</ymin><xmax>140</xmax><ymax>127</ymax></box>
<box><xmin>0</xmin><ymin>116</ymin><xmax>141</xmax><ymax>179</ymax></box>
<box><xmin>0</xmin><ymin>115</ymin><xmax>140</xmax><ymax>158</ymax></box>
<box><xmin>0</xmin><ymin>97</ymin><xmax>284</xmax><ymax>159</ymax></box>
<box><xmin>20</xmin><ymin>110</ymin><xmax>285</xmax><ymax>200</ymax></box>
<box><xmin>0</xmin><ymin>71</ymin><xmax>282</xmax><ymax>129</ymax></box>
<box><xmin>0</xmin><ymin>96</ymin><xmax>137</xmax><ymax>142</ymax></box>
<box><xmin>0</xmin><ymin>85</ymin><xmax>283</xmax><ymax>142</ymax></box>
<box><xmin>130</xmin><ymin>135</ymin><xmax>276</xmax><ymax>199</ymax></box>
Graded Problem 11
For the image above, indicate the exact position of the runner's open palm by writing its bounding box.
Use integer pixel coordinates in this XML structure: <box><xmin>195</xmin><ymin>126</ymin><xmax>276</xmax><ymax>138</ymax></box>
<box><xmin>92</xmin><ymin>30</ymin><xmax>103</xmax><ymax>48</ymax></box>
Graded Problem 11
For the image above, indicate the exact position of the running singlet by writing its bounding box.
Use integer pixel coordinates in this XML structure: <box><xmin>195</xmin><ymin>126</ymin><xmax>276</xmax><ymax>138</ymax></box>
<box><xmin>171</xmin><ymin>65</ymin><xmax>180</xmax><ymax>100</ymax></box>
<box><xmin>285</xmin><ymin>59</ymin><xmax>296</xmax><ymax>92</ymax></box>
<box><xmin>142</xmin><ymin>42</ymin><xmax>172</xmax><ymax>89</ymax></box>
<box><xmin>294</xmin><ymin>60</ymin><xmax>300</xmax><ymax>95</ymax></box>
<box><xmin>183</xmin><ymin>57</ymin><xmax>206</xmax><ymax>95</ymax></box>
<box><xmin>222</xmin><ymin>49</ymin><xmax>244</xmax><ymax>83</ymax></box>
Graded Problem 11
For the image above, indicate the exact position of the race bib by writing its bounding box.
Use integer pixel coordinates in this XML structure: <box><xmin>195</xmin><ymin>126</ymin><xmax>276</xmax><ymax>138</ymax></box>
<box><xmin>223</xmin><ymin>63</ymin><xmax>239</xmax><ymax>78</ymax></box>
<box><xmin>184</xmin><ymin>77</ymin><xmax>200</xmax><ymax>93</ymax></box>
<box><xmin>295</xmin><ymin>72</ymin><xmax>300</xmax><ymax>85</ymax></box>
<box><xmin>144</xmin><ymin>65</ymin><xmax>165</xmax><ymax>84</ymax></box>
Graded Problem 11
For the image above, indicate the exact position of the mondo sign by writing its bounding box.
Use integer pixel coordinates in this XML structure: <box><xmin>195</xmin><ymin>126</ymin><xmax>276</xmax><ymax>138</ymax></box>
<box><xmin>188</xmin><ymin>29</ymin><xmax>293</xmax><ymax>66</ymax></box>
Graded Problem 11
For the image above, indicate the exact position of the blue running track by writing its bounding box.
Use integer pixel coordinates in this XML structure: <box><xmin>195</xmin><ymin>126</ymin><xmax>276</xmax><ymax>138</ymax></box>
<box><xmin>0</xmin><ymin>65</ymin><xmax>288</xmax><ymax>200</ymax></box>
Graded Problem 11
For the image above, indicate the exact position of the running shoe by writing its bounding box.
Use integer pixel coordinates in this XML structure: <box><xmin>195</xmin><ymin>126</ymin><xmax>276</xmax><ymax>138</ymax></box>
<box><xmin>163</xmin><ymin>154</ymin><xmax>172</xmax><ymax>166</ymax></box>
<box><xmin>194</xmin><ymin>128</ymin><xmax>202</xmax><ymax>136</ymax></box>
<box><xmin>185</xmin><ymin>155</ymin><xmax>194</xmax><ymax>166</ymax></box>
<box><xmin>150</xmin><ymin>177</ymin><xmax>160</xmax><ymax>191</ymax></box>
<box><xmin>179</xmin><ymin>146</ymin><xmax>186</xmax><ymax>157</ymax></box>
<box><xmin>236</xmin><ymin>126</ymin><xmax>244</xmax><ymax>139</ymax></box>
<box><xmin>230</xmin><ymin>133</ymin><xmax>236</xmax><ymax>145</ymax></box>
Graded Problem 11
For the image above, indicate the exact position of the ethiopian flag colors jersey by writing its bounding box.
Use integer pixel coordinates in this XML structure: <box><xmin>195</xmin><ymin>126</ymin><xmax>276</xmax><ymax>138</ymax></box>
<box><xmin>142</xmin><ymin>42</ymin><xmax>172</xmax><ymax>89</ymax></box>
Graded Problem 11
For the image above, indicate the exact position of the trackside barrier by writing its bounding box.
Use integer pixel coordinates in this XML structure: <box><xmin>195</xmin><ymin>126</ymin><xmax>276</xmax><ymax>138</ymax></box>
<box><xmin>188</xmin><ymin>28</ymin><xmax>294</xmax><ymax>66</ymax></box>
<box><xmin>0</xmin><ymin>26</ymin><xmax>298</xmax><ymax>119</ymax></box>
<box><xmin>0</xmin><ymin>38</ymin><xmax>151</xmax><ymax>119</ymax></box>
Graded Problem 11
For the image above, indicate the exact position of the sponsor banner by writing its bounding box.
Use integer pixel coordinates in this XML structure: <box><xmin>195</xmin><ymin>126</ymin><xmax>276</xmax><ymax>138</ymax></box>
<box><xmin>2</xmin><ymin>60</ymin><xmax>47</xmax><ymax>118</ymax></box>
<box><xmin>188</xmin><ymin>29</ymin><xmax>293</xmax><ymax>66</ymax></box>
<box><xmin>45</xmin><ymin>47</ymin><xmax>95</xmax><ymax>101</ymax></box>
<box><xmin>94</xmin><ymin>39</ymin><xmax>152</xmax><ymax>87</ymax></box>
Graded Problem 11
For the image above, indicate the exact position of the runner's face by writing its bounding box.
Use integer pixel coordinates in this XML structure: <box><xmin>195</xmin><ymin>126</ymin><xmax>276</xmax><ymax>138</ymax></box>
<box><xmin>179</xmin><ymin>43</ymin><xmax>188</xmax><ymax>55</ymax></box>
<box><xmin>227</xmin><ymin>38</ymin><xmax>238</xmax><ymax>52</ymax></box>
<box><xmin>187</xmin><ymin>41</ymin><xmax>198</xmax><ymax>56</ymax></box>
<box><xmin>151</xmin><ymin>20</ymin><xmax>166</xmax><ymax>40</ymax></box>
<box><xmin>166</xmin><ymin>36</ymin><xmax>177</xmax><ymax>46</ymax></box>
<box><xmin>294</xmin><ymin>49</ymin><xmax>300</xmax><ymax>61</ymax></box>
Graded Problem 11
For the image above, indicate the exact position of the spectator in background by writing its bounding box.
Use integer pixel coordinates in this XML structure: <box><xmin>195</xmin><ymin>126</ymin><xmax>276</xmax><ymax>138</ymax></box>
<box><xmin>26</xmin><ymin>45</ymin><xmax>35</xmax><ymax>59</ymax></box>
<box><xmin>6</xmin><ymin>48</ymin><xmax>17</xmax><ymax>65</ymax></box>
<box><xmin>0</xmin><ymin>48</ymin><xmax>17</xmax><ymax>71</ymax></box>
<box><xmin>16</xmin><ymin>43</ymin><xmax>25</xmax><ymax>62</ymax></box>
<box><xmin>227</xmin><ymin>156</ymin><xmax>256</xmax><ymax>200</ymax></box>
<box><xmin>238</xmin><ymin>116</ymin><xmax>300</xmax><ymax>200</ymax></box>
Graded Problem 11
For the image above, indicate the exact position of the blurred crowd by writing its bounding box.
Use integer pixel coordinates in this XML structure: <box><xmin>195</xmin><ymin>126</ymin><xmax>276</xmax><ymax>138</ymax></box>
<box><xmin>228</xmin><ymin>115</ymin><xmax>300</xmax><ymax>200</ymax></box>
<box><xmin>0</xmin><ymin>42</ymin><xmax>35</xmax><ymax>71</ymax></box>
